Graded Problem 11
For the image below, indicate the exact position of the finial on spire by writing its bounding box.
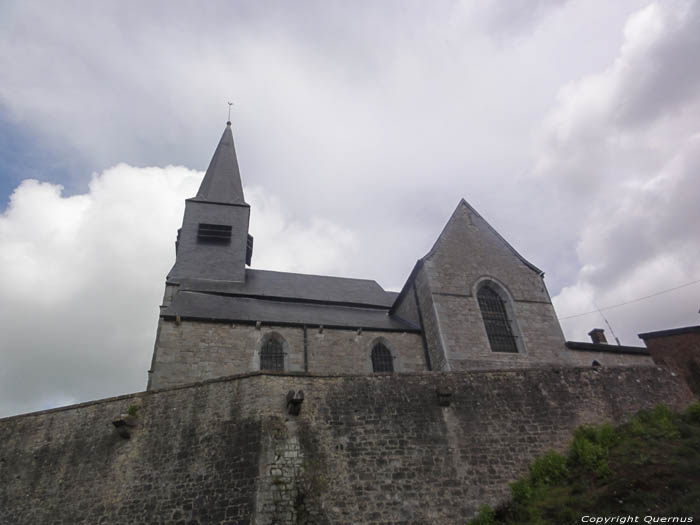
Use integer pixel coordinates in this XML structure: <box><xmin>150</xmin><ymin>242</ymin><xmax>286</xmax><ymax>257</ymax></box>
<box><xmin>227</xmin><ymin>102</ymin><xmax>233</xmax><ymax>126</ymax></box>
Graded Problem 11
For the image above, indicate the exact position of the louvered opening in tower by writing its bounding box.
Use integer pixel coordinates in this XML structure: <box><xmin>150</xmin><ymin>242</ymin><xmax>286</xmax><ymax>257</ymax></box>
<box><xmin>197</xmin><ymin>223</ymin><xmax>232</xmax><ymax>244</ymax></box>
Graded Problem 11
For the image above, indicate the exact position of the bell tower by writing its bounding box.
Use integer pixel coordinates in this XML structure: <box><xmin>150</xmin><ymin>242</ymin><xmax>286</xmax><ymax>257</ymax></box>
<box><xmin>167</xmin><ymin>121</ymin><xmax>253</xmax><ymax>283</ymax></box>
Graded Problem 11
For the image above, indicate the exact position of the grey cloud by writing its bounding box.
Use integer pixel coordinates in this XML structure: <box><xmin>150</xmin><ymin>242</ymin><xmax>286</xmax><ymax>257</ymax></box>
<box><xmin>544</xmin><ymin>2</ymin><xmax>700</xmax><ymax>344</ymax></box>
<box><xmin>1</xmin><ymin>0</ymin><xmax>699</xmax><ymax>414</ymax></box>
<box><xmin>614</xmin><ymin>1</ymin><xmax>700</xmax><ymax>127</ymax></box>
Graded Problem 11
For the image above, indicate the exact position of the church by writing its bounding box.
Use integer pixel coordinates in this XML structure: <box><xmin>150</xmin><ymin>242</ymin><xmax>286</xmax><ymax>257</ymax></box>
<box><xmin>148</xmin><ymin>121</ymin><xmax>652</xmax><ymax>391</ymax></box>
<box><xmin>0</xmin><ymin>122</ymin><xmax>691</xmax><ymax>525</ymax></box>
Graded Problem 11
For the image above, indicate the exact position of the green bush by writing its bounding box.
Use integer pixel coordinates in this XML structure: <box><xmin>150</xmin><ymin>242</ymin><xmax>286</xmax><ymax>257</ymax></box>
<box><xmin>468</xmin><ymin>405</ymin><xmax>700</xmax><ymax>524</ymax></box>
<box><xmin>569</xmin><ymin>425</ymin><xmax>614</xmax><ymax>478</ymax></box>
<box><xmin>468</xmin><ymin>504</ymin><xmax>496</xmax><ymax>525</ymax></box>
<box><xmin>633</xmin><ymin>405</ymin><xmax>680</xmax><ymax>439</ymax></box>
<box><xmin>683</xmin><ymin>402</ymin><xmax>700</xmax><ymax>423</ymax></box>
<box><xmin>509</xmin><ymin>479</ymin><xmax>534</xmax><ymax>504</ymax></box>
<box><xmin>529</xmin><ymin>450</ymin><xmax>568</xmax><ymax>486</ymax></box>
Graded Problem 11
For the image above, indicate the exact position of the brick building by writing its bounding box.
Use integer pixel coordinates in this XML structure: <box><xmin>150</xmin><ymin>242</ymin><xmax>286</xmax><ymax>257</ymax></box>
<box><xmin>640</xmin><ymin>325</ymin><xmax>700</xmax><ymax>395</ymax></box>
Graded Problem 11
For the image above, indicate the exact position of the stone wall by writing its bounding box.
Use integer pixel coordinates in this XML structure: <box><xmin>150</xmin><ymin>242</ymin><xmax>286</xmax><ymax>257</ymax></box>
<box><xmin>149</xmin><ymin>320</ymin><xmax>426</xmax><ymax>389</ymax></box>
<box><xmin>421</xmin><ymin>202</ymin><xmax>570</xmax><ymax>370</ymax></box>
<box><xmin>1</xmin><ymin>366</ymin><xmax>693</xmax><ymax>524</ymax></box>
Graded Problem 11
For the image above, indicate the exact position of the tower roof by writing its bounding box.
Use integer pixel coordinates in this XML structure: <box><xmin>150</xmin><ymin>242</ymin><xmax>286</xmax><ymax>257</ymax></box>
<box><xmin>192</xmin><ymin>122</ymin><xmax>247</xmax><ymax>205</ymax></box>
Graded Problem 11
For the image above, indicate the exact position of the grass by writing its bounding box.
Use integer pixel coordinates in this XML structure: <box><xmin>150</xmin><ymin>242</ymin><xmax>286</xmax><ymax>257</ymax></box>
<box><xmin>468</xmin><ymin>403</ymin><xmax>700</xmax><ymax>524</ymax></box>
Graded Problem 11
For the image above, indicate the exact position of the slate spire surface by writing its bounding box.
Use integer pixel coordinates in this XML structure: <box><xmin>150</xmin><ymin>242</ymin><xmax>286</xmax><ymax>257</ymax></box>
<box><xmin>193</xmin><ymin>121</ymin><xmax>247</xmax><ymax>205</ymax></box>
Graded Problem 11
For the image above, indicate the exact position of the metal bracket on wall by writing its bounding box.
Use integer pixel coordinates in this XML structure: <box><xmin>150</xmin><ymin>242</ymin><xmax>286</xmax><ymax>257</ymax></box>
<box><xmin>436</xmin><ymin>387</ymin><xmax>452</xmax><ymax>407</ymax></box>
<box><xmin>112</xmin><ymin>414</ymin><xmax>137</xmax><ymax>439</ymax></box>
<box><xmin>286</xmin><ymin>390</ymin><xmax>304</xmax><ymax>416</ymax></box>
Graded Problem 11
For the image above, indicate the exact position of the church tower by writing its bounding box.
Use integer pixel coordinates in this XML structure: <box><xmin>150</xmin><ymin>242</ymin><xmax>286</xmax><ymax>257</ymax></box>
<box><xmin>167</xmin><ymin>121</ymin><xmax>253</xmax><ymax>283</ymax></box>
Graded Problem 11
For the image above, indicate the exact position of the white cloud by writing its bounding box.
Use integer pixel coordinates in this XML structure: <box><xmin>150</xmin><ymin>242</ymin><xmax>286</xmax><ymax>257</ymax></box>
<box><xmin>545</xmin><ymin>1</ymin><xmax>700</xmax><ymax>343</ymax></box>
<box><xmin>0</xmin><ymin>165</ymin><xmax>356</xmax><ymax>417</ymax></box>
<box><xmin>1</xmin><ymin>0</ymin><xmax>699</xmax><ymax>414</ymax></box>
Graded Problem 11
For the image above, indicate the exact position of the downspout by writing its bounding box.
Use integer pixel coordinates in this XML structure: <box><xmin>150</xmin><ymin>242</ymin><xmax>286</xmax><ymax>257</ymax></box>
<box><xmin>303</xmin><ymin>324</ymin><xmax>309</xmax><ymax>372</ymax></box>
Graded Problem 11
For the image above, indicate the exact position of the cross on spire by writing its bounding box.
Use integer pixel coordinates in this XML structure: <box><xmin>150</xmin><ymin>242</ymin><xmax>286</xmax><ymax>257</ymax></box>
<box><xmin>227</xmin><ymin>102</ymin><xmax>233</xmax><ymax>125</ymax></box>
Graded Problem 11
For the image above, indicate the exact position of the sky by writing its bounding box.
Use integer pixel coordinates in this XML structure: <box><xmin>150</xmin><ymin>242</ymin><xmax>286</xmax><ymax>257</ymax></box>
<box><xmin>1</xmin><ymin>0</ymin><xmax>699</xmax><ymax>417</ymax></box>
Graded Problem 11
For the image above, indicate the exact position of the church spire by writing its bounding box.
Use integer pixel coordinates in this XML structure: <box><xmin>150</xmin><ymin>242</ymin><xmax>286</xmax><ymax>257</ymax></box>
<box><xmin>193</xmin><ymin>122</ymin><xmax>247</xmax><ymax>205</ymax></box>
<box><xmin>167</xmin><ymin>121</ymin><xmax>252</xmax><ymax>283</ymax></box>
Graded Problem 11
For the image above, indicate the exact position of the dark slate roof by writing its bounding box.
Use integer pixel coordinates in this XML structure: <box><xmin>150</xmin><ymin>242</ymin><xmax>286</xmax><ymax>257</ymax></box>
<box><xmin>162</xmin><ymin>291</ymin><xmax>418</xmax><ymax>331</ymax></box>
<box><xmin>192</xmin><ymin>122</ymin><xmax>247</xmax><ymax>205</ymax></box>
<box><xmin>565</xmin><ymin>341</ymin><xmax>650</xmax><ymax>355</ymax></box>
<box><xmin>638</xmin><ymin>325</ymin><xmax>700</xmax><ymax>340</ymax></box>
<box><xmin>173</xmin><ymin>269</ymin><xmax>398</xmax><ymax>308</ymax></box>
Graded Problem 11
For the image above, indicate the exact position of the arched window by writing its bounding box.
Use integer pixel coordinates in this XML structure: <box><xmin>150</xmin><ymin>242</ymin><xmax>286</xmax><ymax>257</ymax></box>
<box><xmin>477</xmin><ymin>284</ymin><xmax>518</xmax><ymax>353</ymax></box>
<box><xmin>371</xmin><ymin>342</ymin><xmax>394</xmax><ymax>373</ymax></box>
<box><xmin>260</xmin><ymin>335</ymin><xmax>285</xmax><ymax>371</ymax></box>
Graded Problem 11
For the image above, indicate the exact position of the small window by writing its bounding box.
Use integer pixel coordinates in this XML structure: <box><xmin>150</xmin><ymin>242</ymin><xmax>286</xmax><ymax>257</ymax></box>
<box><xmin>260</xmin><ymin>336</ymin><xmax>285</xmax><ymax>371</ymax></box>
<box><xmin>477</xmin><ymin>284</ymin><xmax>518</xmax><ymax>353</ymax></box>
<box><xmin>371</xmin><ymin>342</ymin><xmax>394</xmax><ymax>373</ymax></box>
<box><xmin>197</xmin><ymin>223</ymin><xmax>232</xmax><ymax>244</ymax></box>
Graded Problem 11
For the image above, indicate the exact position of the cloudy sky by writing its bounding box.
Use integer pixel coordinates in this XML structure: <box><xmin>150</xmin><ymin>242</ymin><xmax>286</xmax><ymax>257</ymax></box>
<box><xmin>1</xmin><ymin>0</ymin><xmax>699</xmax><ymax>417</ymax></box>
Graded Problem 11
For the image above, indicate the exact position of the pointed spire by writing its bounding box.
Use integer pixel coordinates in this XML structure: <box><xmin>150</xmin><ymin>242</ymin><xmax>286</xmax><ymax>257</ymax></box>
<box><xmin>193</xmin><ymin>122</ymin><xmax>247</xmax><ymax>205</ymax></box>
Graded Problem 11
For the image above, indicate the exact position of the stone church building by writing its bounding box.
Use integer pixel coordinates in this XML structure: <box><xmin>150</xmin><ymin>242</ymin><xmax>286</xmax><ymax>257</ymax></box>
<box><xmin>0</xmin><ymin>123</ymin><xmax>692</xmax><ymax>525</ymax></box>
<box><xmin>149</xmin><ymin>122</ymin><xmax>650</xmax><ymax>391</ymax></box>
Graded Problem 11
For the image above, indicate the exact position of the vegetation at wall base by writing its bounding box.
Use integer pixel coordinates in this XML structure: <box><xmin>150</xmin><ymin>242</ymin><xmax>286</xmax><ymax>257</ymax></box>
<box><xmin>469</xmin><ymin>403</ymin><xmax>700</xmax><ymax>525</ymax></box>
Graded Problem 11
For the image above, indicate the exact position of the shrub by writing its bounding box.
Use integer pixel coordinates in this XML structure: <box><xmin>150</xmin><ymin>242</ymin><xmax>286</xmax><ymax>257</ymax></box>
<box><xmin>530</xmin><ymin>450</ymin><xmax>568</xmax><ymax>486</ymax></box>
<box><xmin>569</xmin><ymin>425</ymin><xmax>613</xmax><ymax>478</ymax></box>
<box><xmin>468</xmin><ymin>505</ymin><xmax>496</xmax><ymax>525</ymax></box>
<box><xmin>683</xmin><ymin>402</ymin><xmax>700</xmax><ymax>424</ymax></box>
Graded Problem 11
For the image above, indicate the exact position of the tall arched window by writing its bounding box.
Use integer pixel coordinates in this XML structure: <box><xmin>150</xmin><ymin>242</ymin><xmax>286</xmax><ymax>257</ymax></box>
<box><xmin>371</xmin><ymin>342</ymin><xmax>394</xmax><ymax>373</ymax></box>
<box><xmin>260</xmin><ymin>335</ymin><xmax>285</xmax><ymax>371</ymax></box>
<box><xmin>477</xmin><ymin>284</ymin><xmax>518</xmax><ymax>353</ymax></box>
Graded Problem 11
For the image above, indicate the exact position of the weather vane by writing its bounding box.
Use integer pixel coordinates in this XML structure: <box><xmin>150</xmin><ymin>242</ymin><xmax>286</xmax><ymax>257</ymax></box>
<box><xmin>227</xmin><ymin>101</ymin><xmax>233</xmax><ymax>123</ymax></box>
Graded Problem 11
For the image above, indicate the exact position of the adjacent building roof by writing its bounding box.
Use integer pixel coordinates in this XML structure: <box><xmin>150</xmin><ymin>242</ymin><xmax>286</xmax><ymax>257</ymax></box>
<box><xmin>191</xmin><ymin>122</ymin><xmax>247</xmax><ymax>206</ymax></box>
<box><xmin>565</xmin><ymin>341</ymin><xmax>650</xmax><ymax>355</ymax></box>
<box><xmin>638</xmin><ymin>325</ymin><xmax>700</xmax><ymax>339</ymax></box>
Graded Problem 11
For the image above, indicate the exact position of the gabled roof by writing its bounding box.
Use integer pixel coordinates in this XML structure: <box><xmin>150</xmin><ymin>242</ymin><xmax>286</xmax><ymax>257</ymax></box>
<box><xmin>425</xmin><ymin>199</ymin><xmax>543</xmax><ymax>275</ymax></box>
<box><xmin>390</xmin><ymin>198</ymin><xmax>543</xmax><ymax>313</ymax></box>
<box><xmin>191</xmin><ymin>122</ymin><xmax>247</xmax><ymax>206</ymax></box>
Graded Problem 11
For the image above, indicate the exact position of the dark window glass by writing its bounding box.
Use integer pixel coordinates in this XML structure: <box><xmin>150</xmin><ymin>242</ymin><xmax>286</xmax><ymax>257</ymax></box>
<box><xmin>371</xmin><ymin>343</ymin><xmax>394</xmax><ymax>373</ymax></box>
<box><xmin>197</xmin><ymin>223</ymin><xmax>232</xmax><ymax>244</ymax></box>
<box><xmin>260</xmin><ymin>337</ymin><xmax>284</xmax><ymax>371</ymax></box>
<box><xmin>477</xmin><ymin>286</ymin><xmax>518</xmax><ymax>353</ymax></box>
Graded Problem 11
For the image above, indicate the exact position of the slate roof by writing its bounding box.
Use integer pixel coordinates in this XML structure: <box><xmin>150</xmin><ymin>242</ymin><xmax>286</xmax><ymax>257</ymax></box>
<box><xmin>163</xmin><ymin>268</ymin><xmax>412</xmax><ymax>330</ymax></box>
<box><xmin>162</xmin><ymin>291</ymin><xmax>416</xmax><ymax>331</ymax></box>
<box><xmin>171</xmin><ymin>269</ymin><xmax>398</xmax><ymax>308</ymax></box>
<box><xmin>192</xmin><ymin>122</ymin><xmax>247</xmax><ymax>205</ymax></box>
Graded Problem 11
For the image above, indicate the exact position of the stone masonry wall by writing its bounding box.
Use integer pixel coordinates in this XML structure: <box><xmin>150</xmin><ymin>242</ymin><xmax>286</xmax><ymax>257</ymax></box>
<box><xmin>1</xmin><ymin>366</ymin><xmax>693</xmax><ymax>524</ymax></box>
<box><xmin>150</xmin><ymin>319</ymin><xmax>426</xmax><ymax>389</ymax></box>
<box><xmin>423</xmin><ymin>203</ymin><xmax>570</xmax><ymax>370</ymax></box>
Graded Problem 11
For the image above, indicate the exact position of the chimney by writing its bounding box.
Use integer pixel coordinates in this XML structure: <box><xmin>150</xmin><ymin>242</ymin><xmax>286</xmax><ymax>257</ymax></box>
<box><xmin>588</xmin><ymin>328</ymin><xmax>607</xmax><ymax>344</ymax></box>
